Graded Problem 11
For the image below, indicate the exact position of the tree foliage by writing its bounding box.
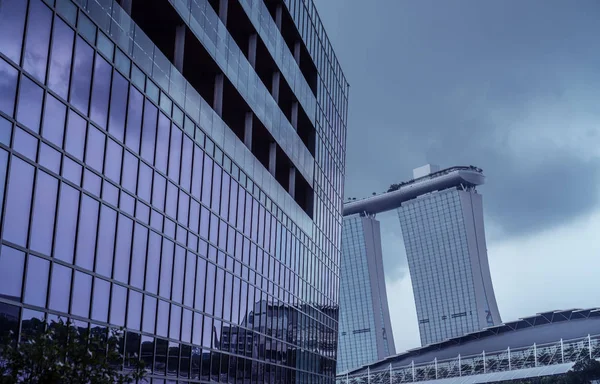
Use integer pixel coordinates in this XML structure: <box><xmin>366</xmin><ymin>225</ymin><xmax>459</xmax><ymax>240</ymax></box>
<box><xmin>0</xmin><ymin>318</ymin><xmax>146</xmax><ymax>384</ymax></box>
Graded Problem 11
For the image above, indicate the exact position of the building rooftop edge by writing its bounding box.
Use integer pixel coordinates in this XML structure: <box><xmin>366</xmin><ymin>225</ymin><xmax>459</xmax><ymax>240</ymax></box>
<box><xmin>343</xmin><ymin>166</ymin><xmax>484</xmax><ymax>216</ymax></box>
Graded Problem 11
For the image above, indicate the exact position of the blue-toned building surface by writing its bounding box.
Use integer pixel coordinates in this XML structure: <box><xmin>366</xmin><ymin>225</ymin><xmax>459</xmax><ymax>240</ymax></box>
<box><xmin>0</xmin><ymin>0</ymin><xmax>348</xmax><ymax>382</ymax></box>
<box><xmin>398</xmin><ymin>166</ymin><xmax>501</xmax><ymax>347</ymax></box>
<box><xmin>337</xmin><ymin>215</ymin><xmax>395</xmax><ymax>374</ymax></box>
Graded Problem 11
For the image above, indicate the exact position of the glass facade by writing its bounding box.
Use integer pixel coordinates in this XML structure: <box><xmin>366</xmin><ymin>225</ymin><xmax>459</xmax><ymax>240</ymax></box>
<box><xmin>398</xmin><ymin>188</ymin><xmax>501</xmax><ymax>347</ymax></box>
<box><xmin>0</xmin><ymin>0</ymin><xmax>348</xmax><ymax>383</ymax></box>
<box><xmin>337</xmin><ymin>215</ymin><xmax>395</xmax><ymax>374</ymax></box>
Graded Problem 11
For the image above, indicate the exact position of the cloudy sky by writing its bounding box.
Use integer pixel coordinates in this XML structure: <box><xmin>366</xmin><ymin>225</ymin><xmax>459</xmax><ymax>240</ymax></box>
<box><xmin>314</xmin><ymin>0</ymin><xmax>600</xmax><ymax>352</ymax></box>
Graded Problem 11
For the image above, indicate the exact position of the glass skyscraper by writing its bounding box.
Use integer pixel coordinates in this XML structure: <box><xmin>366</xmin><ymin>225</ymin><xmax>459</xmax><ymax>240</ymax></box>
<box><xmin>397</xmin><ymin>166</ymin><xmax>501</xmax><ymax>347</ymax></box>
<box><xmin>0</xmin><ymin>0</ymin><xmax>348</xmax><ymax>382</ymax></box>
<box><xmin>337</xmin><ymin>215</ymin><xmax>395</xmax><ymax>374</ymax></box>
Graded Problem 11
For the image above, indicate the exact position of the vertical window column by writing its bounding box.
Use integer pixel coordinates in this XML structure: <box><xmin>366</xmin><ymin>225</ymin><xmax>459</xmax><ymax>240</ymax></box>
<box><xmin>271</xmin><ymin>3</ymin><xmax>283</xmax><ymax>105</ymax></box>
<box><xmin>273</xmin><ymin>2</ymin><xmax>297</xmax><ymax>196</ymax></box>
<box><xmin>212</xmin><ymin>0</ymin><xmax>230</xmax><ymax>118</ymax></box>
<box><xmin>245</xmin><ymin>33</ymin><xmax>257</xmax><ymax>151</ymax></box>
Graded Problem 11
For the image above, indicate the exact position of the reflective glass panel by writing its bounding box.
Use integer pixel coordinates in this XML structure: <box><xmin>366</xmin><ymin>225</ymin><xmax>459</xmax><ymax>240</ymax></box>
<box><xmin>127</xmin><ymin>290</ymin><xmax>142</xmax><ymax>331</ymax></box>
<box><xmin>130</xmin><ymin>223</ymin><xmax>148</xmax><ymax>289</ymax></box>
<box><xmin>71</xmin><ymin>271</ymin><xmax>92</xmax><ymax>317</ymax></box>
<box><xmin>145</xmin><ymin>231</ymin><xmax>161</xmax><ymax>294</ymax></box>
<box><xmin>90</xmin><ymin>54</ymin><xmax>112</xmax><ymax>129</ymax></box>
<box><xmin>0</xmin><ymin>245</ymin><xmax>25</xmax><ymax>300</ymax></box>
<box><xmin>109</xmin><ymin>283</ymin><xmax>126</xmax><ymax>327</ymax></box>
<box><xmin>113</xmin><ymin>214</ymin><xmax>133</xmax><ymax>283</ymax></box>
<box><xmin>48</xmin><ymin>16</ymin><xmax>74</xmax><ymax>99</ymax></box>
<box><xmin>70</xmin><ymin>37</ymin><xmax>94</xmax><ymax>114</ymax></box>
<box><xmin>125</xmin><ymin>86</ymin><xmax>143</xmax><ymax>153</ymax></box>
<box><xmin>16</xmin><ymin>75</ymin><xmax>43</xmax><ymax>133</ymax></box>
<box><xmin>49</xmin><ymin>263</ymin><xmax>72</xmax><ymax>313</ymax></box>
<box><xmin>0</xmin><ymin>0</ymin><xmax>27</xmax><ymax>63</ymax></box>
<box><xmin>96</xmin><ymin>204</ymin><xmax>116</xmax><ymax>277</ymax></box>
<box><xmin>54</xmin><ymin>183</ymin><xmax>80</xmax><ymax>263</ymax></box>
<box><xmin>23</xmin><ymin>255</ymin><xmax>49</xmax><ymax>307</ymax></box>
<box><xmin>41</xmin><ymin>95</ymin><xmax>67</xmax><ymax>147</ymax></box>
<box><xmin>75</xmin><ymin>194</ymin><xmax>99</xmax><ymax>270</ymax></box>
<box><xmin>3</xmin><ymin>156</ymin><xmax>35</xmax><ymax>246</ymax></box>
<box><xmin>142</xmin><ymin>294</ymin><xmax>157</xmax><ymax>333</ymax></box>
<box><xmin>22</xmin><ymin>0</ymin><xmax>52</xmax><ymax>82</ymax></box>
<box><xmin>30</xmin><ymin>170</ymin><xmax>59</xmax><ymax>256</ymax></box>
<box><xmin>91</xmin><ymin>277</ymin><xmax>110</xmax><ymax>322</ymax></box>
<box><xmin>108</xmin><ymin>71</ymin><xmax>128</xmax><ymax>142</ymax></box>
<box><xmin>0</xmin><ymin>58</ymin><xmax>17</xmax><ymax>117</ymax></box>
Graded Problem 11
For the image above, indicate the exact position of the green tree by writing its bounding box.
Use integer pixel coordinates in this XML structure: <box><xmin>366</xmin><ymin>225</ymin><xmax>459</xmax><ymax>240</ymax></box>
<box><xmin>0</xmin><ymin>318</ymin><xmax>146</xmax><ymax>384</ymax></box>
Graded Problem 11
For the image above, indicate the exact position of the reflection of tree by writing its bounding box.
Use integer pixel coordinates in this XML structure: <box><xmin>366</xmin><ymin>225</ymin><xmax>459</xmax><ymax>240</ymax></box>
<box><xmin>0</xmin><ymin>318</ymin><xmax>145</xmax><ymax>383</ymax></box>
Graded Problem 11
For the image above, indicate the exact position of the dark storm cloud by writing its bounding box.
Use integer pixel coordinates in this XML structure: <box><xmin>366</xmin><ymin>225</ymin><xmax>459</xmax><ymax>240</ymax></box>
<box><xmin>315</xmin><ymin>0</ymin><xmax>600</xmax><ymax>275</ymax></box>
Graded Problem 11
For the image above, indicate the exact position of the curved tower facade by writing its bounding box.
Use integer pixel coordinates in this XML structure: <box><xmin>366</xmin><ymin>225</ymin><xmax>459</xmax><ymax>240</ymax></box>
<box><xmin>337</xmin><ymin>215</ymin><xmax>395</xmax><ymax>374</ymax></box>
<box><xmin>397</xmin><ymin>165</ymin><xmax>501</xmax><ymax>346</ymax></box>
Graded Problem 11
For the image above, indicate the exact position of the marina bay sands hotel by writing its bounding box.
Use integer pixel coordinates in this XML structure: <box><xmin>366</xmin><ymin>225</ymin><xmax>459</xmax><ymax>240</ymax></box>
<box><xmin>337</xmin><ymin>165</ymin><xmax>502</xmax><ymax>374</ymax></box>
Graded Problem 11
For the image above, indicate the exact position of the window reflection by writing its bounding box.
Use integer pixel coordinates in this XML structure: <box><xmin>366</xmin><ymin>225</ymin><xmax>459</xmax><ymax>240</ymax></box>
<box><xmin>23</xmin><ymin>255</ymin><xmax>49</xmax><ymax>307</ymax></box>
<box><xmin>180</xmin><ymin>136</ymin><xmax>193</xmax><ymax>192</ymax></box>
<box><xmin>54</xmin><ymin>183</ymin><xmax>80</xmax><ymax>263</ymax></box>
<box><xmin>75</xmin><ymin>194</ymin><xmax>99</xmax><ymax>270</ymax></box>
<box><xmin>71</xmin><ymin>271</ymin><xmax>92</xmax><ymax>318</ymax></box>
<box><xmin>142</xmin><ymin>295</ymin><xmax>157</xmax><ymax>334</ymax></box>
<box><xmin>91</xmin><ymin>277</ymin><xmax>110</xmax><ymax>322</ymax></box>
<box><xmin>155</xmin><ymin>113</ymin><xmax>169</xmax><ymax>173</ymax></box>
<box><xmin>48</xmin><ymin>16</ymin><xmax>74</xmax><ymax>99</ymax></box>
<box><xmin>70</xmin><ymin>37</ymin><xmax>93</xmax><ymax>114</ymax></box>
<box><xmin>86</xmin><ymin>124</ymin><xmax>106</xmax><ymax>172</ymax></box>
<box><xmin>30</xmin><ymin>170</ymin><xmax>58</xmax><ymax>256</ymax></box>
<box><xmin>181</xmin><ymin>309</ymin><xmax>192</xmax><ymax>343</ymax></box>
<box><xmin>113</xmin><ymin>214</ymin><xmax>133</xmax><ymax>283</ymax></box>
<box><xmin>127</xmin><ymin>290</ymin><xmax>142</xmax><ymax>331</ymax></box>
<box><xmin>167</xmin><ymin>125</ymin><xmax>181</xmax><ymax>182</ymax></box>
<box><xmin>156</xmin><ymin>300</ymin><xmax>169</xmax><ymax>337</ymax></box>
<box><xmin>152</xmin><ymin>172</ymin><xmax>166</xmax><ymax>211</ymax></box>
<box><xmin>125</xmin><ymin>86</ymin><xmax>143</xmax><ymax>153</ymax></box>
<box><xmin>108</xmin><ymin>71</ymin><xmax>128</xmax><ymax>142</ymax></box>
<box><xmin>159</xmin><ymin>239</ymin><xmax>174</xmax><ymax>299</ymax></box>
<box><xmin>41</xmin><ymin>95</ymin><xmax>67</xmax><ymax>147</ymax></box>
<box><xmin>130</xmin><ymin>223</ymin><xmax>148</xmax><ymax>289</ymax></box>
<box><xmin>169</xmin><ymin>305</ymin><xmax>181</xmax><ymax>340</ymax></box>
<box><xmin>145</xmin><ymin>231</ymin><xmax>161</xmax><ymax>294</ymax></box>
<box><xmin>104</xmin><ymin>138</ymin><xmax>123</xmax><ymax>183</ymax></box>
<box><xmin>0</xmin><ymin>58</ymin><xmax>17</xmax><ymax>117</ymax></box>
<box><xmin>171</xmin><ymin>246</ymin><xmax>185</xmax><ymax>303</ymax></box>
<box><xmin>90</xmin><ymin>54</ymin><xmax>112</xmax><ymax>129</ymax></box>
<box><xmin>0</xmin><ymin>245</ymin><xmax>25</xmax><ymax>301</ymax></box>
<box><xmin>140</xmin><ymin>100</ymin><xmax>157</xmax><ymax>164</ymax></box>
<box><xmin>140</xmin><ymin>335</ymin><xmax>154</xmax><ymax>372</ymax></box>
<box><xmin>109</xmin><ymin>283</ymin><xmax>126</xmax><ymax>327</ymax></box>
<box><xmin>96</xmin><ymin>204</ymin><xmax>117</xmax><ymax>277</ymax></box>
<box><xmin>138</xmin><ymin>161</ymin><xmax>152</xmax><ymax>203</ymax></box>
<box><xmin>49</xmin><ymin>263</ymin><xmax>72</xmax><ymax>313</ymax></box>
<box><xmin>22</xmin><ymin>0</ymin><xmax>52</xmax><ymax>83</ymax></box>
<box><xmin>0</xmin><ymin>0</ymin><xmax>27</xmax><ymax>64</ymax></box>
<box><xmin>4</xmin><ymin>156</ymin><xmax>34</xmax><ymax>246</ymax></box>
<box><xmin>201</xmin><ymin>154</ymin><xmax>213</xmax><ymax>206</ymax></box>
<box><xmin>16</xmin><ymin>75</ymin><xmax>43</xmax><ymax>133</ymax></box>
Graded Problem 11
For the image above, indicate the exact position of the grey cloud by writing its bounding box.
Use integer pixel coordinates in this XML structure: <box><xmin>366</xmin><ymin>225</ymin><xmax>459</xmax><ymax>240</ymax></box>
<box><xmin>316</xmin><ymin>0</ymin><xmax>600</xmax><ymax>276</ymax></box>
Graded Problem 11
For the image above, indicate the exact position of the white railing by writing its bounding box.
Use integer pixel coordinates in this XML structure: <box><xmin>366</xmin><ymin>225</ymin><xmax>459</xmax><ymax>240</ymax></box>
<box><xmin>337</xmin><ymin>334</ymin><xmax>600</xmax><ymax>384</ymax></box>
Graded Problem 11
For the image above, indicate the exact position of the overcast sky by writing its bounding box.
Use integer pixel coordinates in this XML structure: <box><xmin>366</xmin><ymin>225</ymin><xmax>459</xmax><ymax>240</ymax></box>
<box><xmin>314</xmin><ymin>0</ymin><xmax>600</xmax><ymax>352</ymax></box>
